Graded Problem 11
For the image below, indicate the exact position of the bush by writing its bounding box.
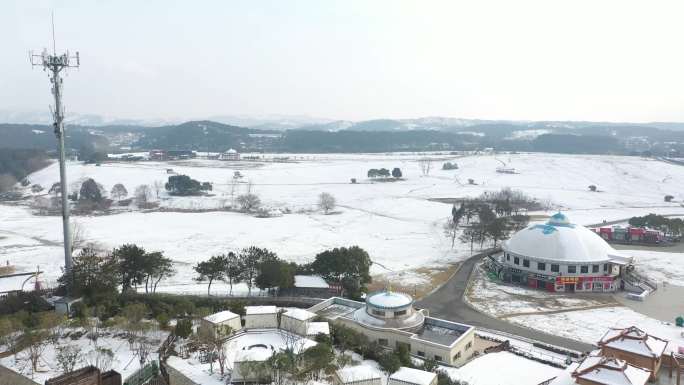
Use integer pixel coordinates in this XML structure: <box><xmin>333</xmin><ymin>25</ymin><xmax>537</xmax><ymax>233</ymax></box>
<box><xmin>156</xmin><ymin>313</ymin><xmax>170</xmax><ymax>329</ymax></box>
<box><xmin>665</xmin><ymin>195</ymin><xmax>674</xmax><ymax>202</ymax></box>
<box><xmin>175</xmin><ymin>318</ymin><xmax>193</xmax><ymax>338</ymax></box>
<box><xmin>378</xmin><ymin>352</ymin><xmax>402</xmax><ymax>374</ymax></box>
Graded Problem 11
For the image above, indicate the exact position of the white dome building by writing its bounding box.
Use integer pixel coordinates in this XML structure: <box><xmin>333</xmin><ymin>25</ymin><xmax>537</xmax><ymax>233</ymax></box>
<box><xmin>499</xmin><ymin>212</ymin><xmax>633</xmax><ymax>292</ymax></box>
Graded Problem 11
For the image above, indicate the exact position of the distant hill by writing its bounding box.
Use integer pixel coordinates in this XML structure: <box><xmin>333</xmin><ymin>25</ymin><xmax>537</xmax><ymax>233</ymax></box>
<box><xmin>2</xmin><ymin>116</ymin><xmax>684</xmax><ymax>156</ymax></box>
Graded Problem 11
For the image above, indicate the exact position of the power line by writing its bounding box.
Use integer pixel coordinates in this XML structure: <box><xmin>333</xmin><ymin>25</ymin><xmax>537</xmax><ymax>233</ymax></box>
<box><xmin>30</xmin><ymin>26</ymin><xmax>80</xmax><ymax>274</ymax></box>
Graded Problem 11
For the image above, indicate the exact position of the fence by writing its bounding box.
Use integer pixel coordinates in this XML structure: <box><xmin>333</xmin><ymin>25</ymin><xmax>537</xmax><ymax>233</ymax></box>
<box><xmin>124</xmin><ymin>361</ymin><xmax>159</xmax><ymax>385</ymax></box>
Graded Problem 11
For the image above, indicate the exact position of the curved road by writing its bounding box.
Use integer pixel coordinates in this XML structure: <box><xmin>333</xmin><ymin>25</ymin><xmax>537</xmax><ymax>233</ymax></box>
<box><xmin>416</xmin><ymin>251</ymin><xmax>594</xmax><ymax>353</ymax></box>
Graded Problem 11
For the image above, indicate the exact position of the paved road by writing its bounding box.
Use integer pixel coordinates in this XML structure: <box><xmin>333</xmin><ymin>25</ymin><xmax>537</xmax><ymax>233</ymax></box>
<box><xmin>416</xmin><ymin>250</ymin><xmax>595</xmax><ymax>353</ymax></box>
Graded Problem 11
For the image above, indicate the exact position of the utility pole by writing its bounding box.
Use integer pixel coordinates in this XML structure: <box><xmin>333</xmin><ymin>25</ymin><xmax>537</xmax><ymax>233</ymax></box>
<box><xmin>30</xmin><ymin>28</ymin><xmax>80</xmax><ymax>273</ymax></box>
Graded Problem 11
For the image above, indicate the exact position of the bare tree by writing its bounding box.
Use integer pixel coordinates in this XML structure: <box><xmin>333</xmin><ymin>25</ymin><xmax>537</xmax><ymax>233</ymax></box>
<box><xmin>134</xmin><ymin>184</ymin><xmax>152</xmax><ymax>208</ymax></box>
<box><xmin>83</xmin><ymin>347</ymin><xmax>114</xmax><ymax>372</ymax></box>
<box><xmin>443</xmin><ymin>217</ymin><xmax>459</xmax><ymax>248</ymax></box>
<box><xmin>19</xmin><ymin>329</ymin><xmax>48</xmax><ymax>376</ymax></box>
<box><xmin>56</xmin><ymin>345</ymin><xmax>81</xmax><ymax>374</ymax></box>
<box><xmin>110</xmin><ymin>183</ymin><xmax>128</xmax><ymax>201</ymax></box>
<box><xmin>237</xmin><ymin>193</ymin><xmax>261</xmax><ymax>212</ymax></box>
<box><xmin>70</xmin><ymin>221</ymin><xmax>87</xmax><ymax>253</ymax></box>
<box><xmin>318</xmin><ymin>192</ymin><xmax>336</xmax><ymax>214</ymax></box>
<box><xmin>152</xmin><ymin>180</ymin><xmax>164</xmax><ymax>199</ymax></box>
<box><xmin>418</xmin><ymin>158</ymin><xmax>433</xmax><ymax>176</ymax></box>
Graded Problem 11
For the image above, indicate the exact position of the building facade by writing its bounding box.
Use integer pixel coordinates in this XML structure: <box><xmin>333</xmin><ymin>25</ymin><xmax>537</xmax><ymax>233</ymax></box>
<box><xmin>497</xmin><ymin>213</ymin><xmax>633</xmax><ymax>293</ymax></box>
<box><xmin>309</xmin><ymin>293</ymin><xmax>475</xmax><ymax>366</ymax></box>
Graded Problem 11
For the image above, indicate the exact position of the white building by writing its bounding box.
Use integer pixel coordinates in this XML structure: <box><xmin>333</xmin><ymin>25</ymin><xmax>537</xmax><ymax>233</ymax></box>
<box><xmin>201</xmin><ymin>310</ymin><xmax>242</xmax><ymax>338</ymax></box>
<box><xmin>498</xmin><ymin>212</ymin><xmax>633</xmax><ymax>292</ymax></box>
<box><xmin>309</xmin><ymin>291</ymin><xmax>475</xmax><ymax>366</ymax></box>
<box><xmin>334</xmin><ymin>365</ymin><xmax>383</xmax><ymax>385</ymax></box>
<box><xmin>281</xmin><ymin>308</ymin><xmax>317</xmax><ymax>336</ymax></box>
<box><xmin>219</xmin><ymin>148</ymin><xmax>240</xmax><ymax>161</ymax></box>
<box><xmin>389</xmin><ymin>367</ymin><xmax>437</xmax><ymax>385</ymax></box>
<box><xmin>244</xmin><ymin>306</ymin><xmax>278</xmax><ymax>329</ymax></box>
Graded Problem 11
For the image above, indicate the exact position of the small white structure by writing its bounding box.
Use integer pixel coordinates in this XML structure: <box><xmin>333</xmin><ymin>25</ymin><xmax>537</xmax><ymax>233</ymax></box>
<box><xmin>389</xmin><ymin>367</ymin><xmax>437</xmax><ymax>385</ymax></box>
<box><xmin>201</xmin><ymin>310</ymin><xmax>241</xmax><ymax>338</ymax></box>
<box><xmin>245</xmin><ymin>306</ymin><xmax>278</xmax><ymax>329</ymax></box>
<box><xmin>281</xmin><ymin>308</ymin><xmax>317</xmax><ymax>336</ymax></box>
<box><xmin>334</xmin><ymin>365</ymin><xmax>383</xmax><ymax>385</ymax></box>
<box><xmin>220</xmin><ymin>148</ymin><xmax>240</xmax><ymax>161</ymax></box>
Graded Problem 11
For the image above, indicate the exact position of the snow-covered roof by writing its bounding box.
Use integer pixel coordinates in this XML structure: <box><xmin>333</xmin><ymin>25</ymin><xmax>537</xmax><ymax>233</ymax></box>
<box><xmin>307</xmin><ymin>322</ymin><xmax>330</xmax><ymax>336</ymax></box>
<box><xmin>599</xmin><ymin>326</ymin><xmax>668</xmax><ymax>358</ymax></box>
<box><xmin>234</xmin><ymin>345</ymin><xmax>275</xmax><ymax>362</ymax></box>
<box><xmin>284</xmin><ymin>308</ymin><xmax>317</xmax><ymax>321</ymax></box>
<box><xmin>573</xmin><ymin>355</ymin><xmax>650</xmax><ymax>385</ymax></box>
<box><xmin>294</xmin><ymin>275</ymin><xmax>329</xmax><ymax>288</ymax></box>
<box><xmin>245</xmin><ymin>305</ymin><xmax>278</xmax><ymax>315</ymax></box>
<box><xmin>390</xmin><ymin>367</ymin><xmax>437</xmax><ymax>385</ymax></box>
<box><xmin>226</xmin><ymin>148</ymin><xmax>237</xmax><ymax>153</ymax></box>
<box><xmin>366</xmin><ymin>291</ymin><xmax>413</xmax><ymax>309</ymax></box>
<box><xmin>503</xmin><ymin>212</ymin><xmax>632</xmax><ymax>263</ymax></box>
<box><xmin>203</xmin><ymin>310</ymin><xmax>239</xmax><ymax>324</ymax></box>
<box><xmin>336</xmin><ymin>365</ymin><xmax>382</xmax><ymax>383</ymax></box>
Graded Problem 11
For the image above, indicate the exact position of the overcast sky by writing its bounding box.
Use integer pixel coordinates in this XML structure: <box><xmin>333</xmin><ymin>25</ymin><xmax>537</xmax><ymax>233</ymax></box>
<box><xmin>3</xmin><ymin>0</ymin><xmax>684</xmax><ymax>123</ymax></box>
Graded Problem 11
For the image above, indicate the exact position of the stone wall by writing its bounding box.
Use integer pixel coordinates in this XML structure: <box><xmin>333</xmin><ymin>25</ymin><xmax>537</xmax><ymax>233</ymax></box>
<box><xmin>164</xmin><ymin>362</ymin><xmax>199</xmax><ymax>385</ymax></box>
<box><xmin>0</xmin><ymin>364</ymin><xmax>41</xmax><ymax>385</ymax></box>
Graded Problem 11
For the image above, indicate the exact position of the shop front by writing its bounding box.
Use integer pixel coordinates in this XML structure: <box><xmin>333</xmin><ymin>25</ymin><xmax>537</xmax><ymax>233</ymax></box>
<box><xmin>555</xmin><ymin>276</ymin><xmax>615</xmax><ymax>292</ymax></box>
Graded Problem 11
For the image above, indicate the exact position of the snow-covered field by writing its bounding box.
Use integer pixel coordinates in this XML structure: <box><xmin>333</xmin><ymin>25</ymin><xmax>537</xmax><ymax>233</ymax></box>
<box><xmin>466</xmin><ymin>263</ymin><xmax>615</xmax><ymax>317</ymax></box>
<box><xmin>2</xmin><ymin>152</ymin><xmax>684</xmax><ymax>292</ymax></box>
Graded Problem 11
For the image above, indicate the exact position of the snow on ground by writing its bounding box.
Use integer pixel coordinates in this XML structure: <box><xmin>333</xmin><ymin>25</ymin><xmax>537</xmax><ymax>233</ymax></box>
<box><xmin>4</xmin><ymin>152</ymin><xmax>684</xmax><ymax>289</ymax></box>
<box><xmin>0</xmin><ymin>327</ymin><xmax>168</xmax><ymax>384</ymax></box>
<box><xmin>441</xmin><ymin>351</ymin><xmax>562</xmax><ymax>385</ymax></box>
<box><xmin>167</xmin><ymin>329</ymin><xmax>317</xmax><ymax>385</ymax></box>
<box><xmin>628</xmin><ymin>249</ymin><xmax>684</xmax><ymax>286</ymax></box>
<box><xmin>507</xmin><ymin>306</ymin><xmax>684</xmax><ymax>355</ymax></box>
<box><xmin>466</xmin><ymin>263</ymin><xmax>614</xmax><ymax>316</ymax></box>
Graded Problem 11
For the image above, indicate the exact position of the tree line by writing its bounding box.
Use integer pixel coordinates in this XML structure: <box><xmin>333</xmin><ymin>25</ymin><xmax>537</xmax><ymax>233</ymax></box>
<box><xmin>194</xmin><ymin>245</ymin><xmax>372</xmax><ymax>299</ymax></box>
<box><xmin>628</xmin><ymin>214</ymin><xmax>684</xmax><ymax>237</ymax></box>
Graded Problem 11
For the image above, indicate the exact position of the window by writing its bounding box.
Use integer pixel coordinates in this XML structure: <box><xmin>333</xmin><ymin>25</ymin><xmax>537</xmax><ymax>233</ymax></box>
<box><xmin>603</xmin><ymin>263</ymin><xmax>609</xmax><ymax>272</ymax></box>
<box><xmin>453</xmin><ymin>352</ymin><xmax>461</xmax><ymax>360</ymax></box>
<box><xmin>417</xmin><ymin>351</ymin><xmax>425</xmax><ymax>357</ymax></box>
<box><xmin>537</xmin><ymin>262</ymin><xmax>546</xmax><ymax>271</ymax></box>
<box><xmin>434</xmin><ymin>355</ymin><xmax>443</xmax><ymax>362</ymax></box>
<box><xmin>568</xmin><ymin>265</ymin><xmax>576</xmax><ymax>273</ymax></box>
<box><xmin>523</xmin><ymin>259</ymin><xmax>530</xmax><ymax>268</ymax></box>
<box><xmin>592</xmin><ymin>265</ymin><xmax>599</xmax><ymax>273</ymax></box>
<box><xmin>372</xmin><ymin>310</ymin><xmax>385</xmax><ymax>317</ymax></box>
<box><xmin>506</xmin><ymin>254</ymin><xmax>510</xmax><ymax>261</ymax></box>
<box><xmin>394</xmin><ymin>310</ymin><xmax>407</xmax><ymax>317</ymax></box>
<box><xmin>465</xmin><ymin>342</ymin><xmax>472</xmax><ymax>350</ymax></box>
<box><xmin>583</xmin><ymin>282</ymin><xmax>592</xmax><ymax>290</ymax></box>
<box><xmin>378</xmin><ymin>338</ymin><xmax>388</xmax><ymax>346</ymax></box>
<box><xmin>580</xmin><ymin>265</ymin><xmax>589</xmax><ymax>274</ymax></box>
<box><xmin>593</xmin><ymin>282</ymin><xmax>603</xmax><ymax>290</ymax></box>
<box><xmin>551</xmin><ymin>264</ymin><xmax>560</xmax><ymax>273</ymax></box>
<box><xmin>514</xmin><ymin>257</ymin><xmax>520</xmax><ymax>265</ymax></box>
<box><xmin>396</xmin><ymin>342</ymin><xmax>411</xmax><ymax>351</ymax></box>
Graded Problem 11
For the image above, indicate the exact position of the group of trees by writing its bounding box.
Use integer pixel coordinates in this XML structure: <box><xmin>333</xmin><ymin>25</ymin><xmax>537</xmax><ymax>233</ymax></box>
<box><xmin>446</xmin><ymin>193</ymin><xmax>531</xmax><ymax>251</ymax></box>
<box><xmin>629</xmin><ymin>214</ymin><xmax>684</xmax><ymax>237</ymax></box>
<box><xmin>194</xmin><ymin>247</ymin><xmax>295</xmax><ymax>296</ymax></box>
<box><xmin>367</xmin><ymin>168</ymin><xmax>402</xmax><ymax>179</ymax></box>
<box><xmin>59</xmin><ymin>244</ymin><xmax>176</xmax><ymax>304</ymax></box>
<box><xmin>442</xmin><ymin>162</ymin><xmax>458</xmax><ymax>170</ymax></box>
<box><xmin>193</xmin><ymin>245</ymin><xmax>373</xmax><ymax>299</ymax></box>
<box><xmin>165</xmin><ymin>174</ymin><xmax>212</xmax><ymax>196</ymax></box>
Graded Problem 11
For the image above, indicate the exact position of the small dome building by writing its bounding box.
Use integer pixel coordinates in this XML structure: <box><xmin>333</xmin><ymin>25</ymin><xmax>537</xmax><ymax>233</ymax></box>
<box><xmin>352</xmin><ymin>290</ymin><xmax>425</xmax><ymax>331</ymax></box>
<box><xmin>499</xmin><ymin>212</ymin><xmax>634</xmax><ymax>292</ymax></box>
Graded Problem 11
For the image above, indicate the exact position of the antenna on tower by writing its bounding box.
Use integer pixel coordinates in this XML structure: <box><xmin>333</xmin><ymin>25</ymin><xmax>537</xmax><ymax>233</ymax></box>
<box><xmin>29</xmin><ymin>14</ymin><xmax>80</xmax><ymax>280</ymax></box>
